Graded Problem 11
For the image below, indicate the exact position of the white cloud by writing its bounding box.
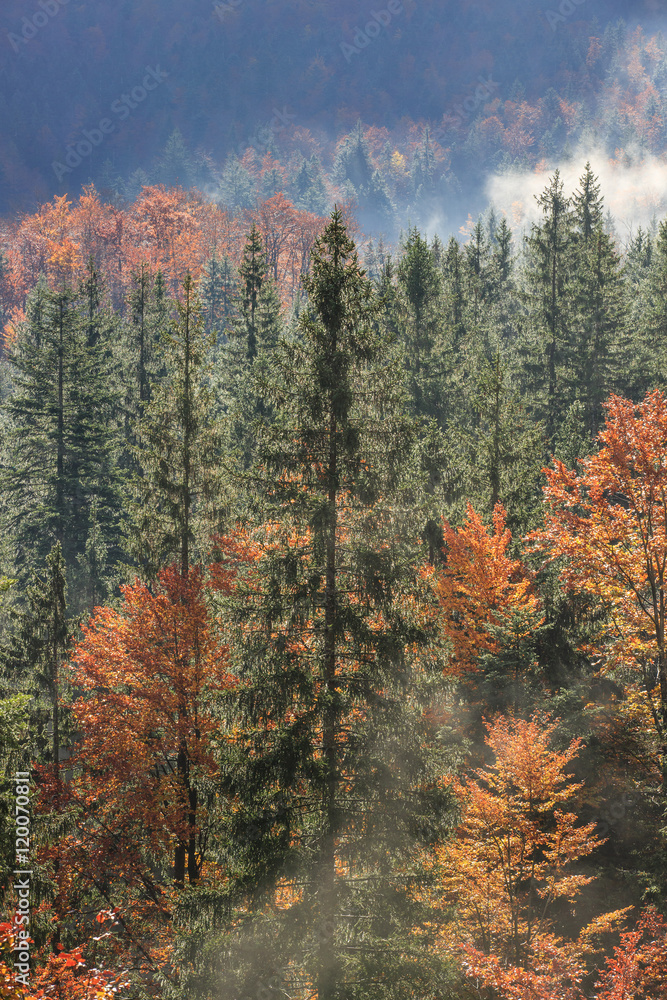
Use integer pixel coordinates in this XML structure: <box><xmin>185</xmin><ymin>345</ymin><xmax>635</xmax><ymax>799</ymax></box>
<box><xmin>485</xmin><ymin>147</ymin><xmax>667</xmax><ymax>245</ymax></box>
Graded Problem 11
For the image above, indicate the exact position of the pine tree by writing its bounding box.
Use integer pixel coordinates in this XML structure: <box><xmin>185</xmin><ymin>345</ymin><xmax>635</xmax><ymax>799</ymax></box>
<box><xmin>194</xmin><ymin>210</ymin><xmax>452</xmax><ymax>1000</ymax></box>
<box><xmin>199</xmin><ymin>251</ymin><xmax>236</xmax><ymax>341</ymax></box>
<box><xmin>1</xmin><ymin>282</ymin><xmax>123</xmax><ymax>614</ymax></box>
<box><xmin>396</xmin><ymin>227</ymin><xmax>444</xmax><ymax>421</ymax></box>
<box><xmin>522</xmin><ymin>170</ymin><xmax>576</xmax><ymax>448</ymax></box>
<box><xmin>130</xmin><ymin>275</ymin><xmax>225</xmax><ymax>580</ymax></box>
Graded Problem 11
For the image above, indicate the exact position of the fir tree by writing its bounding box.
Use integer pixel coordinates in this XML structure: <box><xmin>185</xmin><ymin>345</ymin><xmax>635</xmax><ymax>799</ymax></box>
<box><xmin>522</xmin><ymin>170</ymin><xmax>575</xmax><ymax>448</ymax></box>
<box><xmin>202</xmin><ymin>210</ymin><xmax>452</xmax><ymax>1000</ymax></box>
<box><xmin>396</xmin><ymin>227</ymin><xmax>444</xmax><ymax>422</ymax></box>
<box><xmin>130</xmin><ymin>275</ymin><xmax>225</xmax><ymax>580</ymax></box>
<box><xmin>1</xmin><ymin>282</ymin><xmax>123</xmax><ymax>613</ymax></box>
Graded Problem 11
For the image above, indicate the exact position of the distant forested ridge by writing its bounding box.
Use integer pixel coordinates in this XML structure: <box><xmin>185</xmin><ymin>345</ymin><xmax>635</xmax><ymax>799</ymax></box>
<box><xmin>1</xmin><ymin>1</ymin><xmax>666</xmax><ymax>230</ymax></box>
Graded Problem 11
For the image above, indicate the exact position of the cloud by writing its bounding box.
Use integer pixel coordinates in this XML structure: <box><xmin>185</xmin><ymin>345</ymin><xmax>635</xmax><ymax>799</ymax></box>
<box><xmin>485</xmin><ymin>146</ymin><xmax>667</xmax><ymax>243</ymax></box>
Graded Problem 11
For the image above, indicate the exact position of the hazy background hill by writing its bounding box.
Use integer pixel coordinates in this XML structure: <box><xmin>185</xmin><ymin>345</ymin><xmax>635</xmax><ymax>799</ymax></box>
<box><xmin>1</xmin><ymin>0</ymin><xmax>667</xmax><ymax>235</ymax></box>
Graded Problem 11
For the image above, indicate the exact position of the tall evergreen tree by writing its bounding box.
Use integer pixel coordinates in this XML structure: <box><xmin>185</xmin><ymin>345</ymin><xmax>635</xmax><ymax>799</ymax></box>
<box><xmin>198</xmin><ymin>210</ymin><xmax>452</xmax><ymax>1000</ymax></box>
<box><xmin>1</xmin><ymin>282</ymin><xmax>123</xmax><ymax>613</ymax></box>
<box><xmin>1</xmin><ymin>543</ymin><xmax>70</xmax><ymax>772</ymax></box>
<box><xmin>218</xmin><ymin>228</ymin><xmax>282</xmax><ymax>473</ymax></box>
<box><xmin>396</xmin><ymin>227</ymin><xmax>444</xmax><ymax>421</ymax></box>
<box><xmin>570</xmin><ymin>223</ymin><xmax>626</xmax><ymax>437</ymax></box>
<box><xmin>199</xmin><ymin>251</ymin><xmax>236</xmax><ymax>341</ymax></box>
<box><xmin>522</xmin><ymin>170</ymin><xmax>575</xmax><ymax>448</ymax></box>
<box><xmin>130</xmin><ymin>275</ymin><xmax>225</xmax><ymax>580</ymax></box>
<box><xmin>572</xmin><ymin>161</ymin><xmax>604</xmax><ymax>246</ymax></box>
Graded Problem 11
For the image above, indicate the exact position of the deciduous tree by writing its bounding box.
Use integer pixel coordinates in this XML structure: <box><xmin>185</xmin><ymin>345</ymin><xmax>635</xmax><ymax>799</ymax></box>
<box><xmin>531</xmin><ymin>390</ymin><xmax>667</xmax><ymax>782</ymax></box>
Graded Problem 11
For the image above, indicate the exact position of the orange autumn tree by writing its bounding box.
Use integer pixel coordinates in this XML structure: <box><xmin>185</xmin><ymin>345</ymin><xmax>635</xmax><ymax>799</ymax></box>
<box><xmin>429</xmin><ymin>714</ymin><xmax>629</xmax><ymax>1000</ymax></box>
<box><xmin>64</xmin><ymin>560</ymin><xmax>236</xmax><ymax>907</ymax></box>
<box><xmin>0</xmin><ymin>919</ymin><xmax>130</xmax><ymax>1000</ymax></box>
<box><xmin>531</xmin><ymin>390</ymin><xmax>667</xmax><ymax>777</ymax></box>
<box><xmin>425</xmin><ymin>502</ymin><xmax>542</xmax><ymax>678</ymax></box>
<box><xmin>594</xmin><ymin>907</ymin><xmax>667</xmax><ymax>999</ymax></box>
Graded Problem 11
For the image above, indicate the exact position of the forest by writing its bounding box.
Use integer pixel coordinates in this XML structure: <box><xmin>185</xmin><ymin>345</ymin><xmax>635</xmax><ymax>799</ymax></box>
<box><xmin>0</xmin><ymin>145</ymin><xmax>665</xmax><ymax>999</ymax></box>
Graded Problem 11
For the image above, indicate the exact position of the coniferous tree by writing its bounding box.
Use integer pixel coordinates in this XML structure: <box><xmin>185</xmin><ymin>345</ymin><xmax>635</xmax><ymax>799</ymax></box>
<box><xmin>198</xmin><ymin>210</ymin><xmax>452</xmax><ymax>1000</ymax></box>
<box><xmin>131</xmin><ymin>275</ymin><xmax>225</xmax><ymax>581</ymax></box>
<box><xmin>218</xmin><ymin>228</ymin><xmax>282</xmax><ymax>473</ymax></box>
<box><xmin>410</xmin><ymin>128</ymin><xmax>437</xmax><ymax>218</ymax></box>
<box><xmin>570</xmin><ymin>223</ymin><xmax>626</xmax><ymax>437</ymax></box>
<box><xmin>469</xmin><ymin>352</ymin><xmax>543</xmax><ymax>524</ymax></box>
<box><xmin>442</xmin><ymin>236</ymin><xmax>467</xmax><ymax>354</ymax></box>
<box><xmin>1</xmin><ymin>282</ymin><xmax>123</xmax><ymax>613</ymax></box>
<box><xmin>572</xmin><ymin>161</ymin><xmax>604</xmax><ymax>246</ymax></box>
<box><xmin>522</xmin><ymin>170</ymin><xmax>576</xmax><ymax>448</ymax></box>
<box><xmin>396</xmin><ymin>227</ymin><xmax>444</xmax><ymax>422</ymax></box>
<box><xmin>641</xmin><ymin>220</ymin><xmax>667</xmax><ymax>393</ymax></box>
<box><xmin>199</xmin><ymin>251</ymin><xmax>236</xmax><ymax>341</ymax></box>
<box><xmin>1</xmin><ymin>543</ymin><xmax>70</xmax><ymax>772</ymax></box>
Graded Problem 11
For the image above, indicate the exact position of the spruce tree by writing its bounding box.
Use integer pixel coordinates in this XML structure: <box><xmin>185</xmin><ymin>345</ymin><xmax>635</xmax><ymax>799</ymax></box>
<box><xmin>130</xmin><ymin>275</ymin><xmax>225</xmax><ymax>580</ymax></box>
<box><xmin>396</xmin><ymin>227</ymin><xmax>444</xmax><ymax>422</ymax></box>
<box><xmin>570</xmin><ymin>223</ymin><xmax>625</xmax><ymax>437</ymax></box>
<box><xmin>1</xmin><ymin>282</ymin><xmax>123</xmax><ymax>613</ymax></box>
<box><xmin>522</xmin><ymin>170</ymin><xmax>576</xmax><ymax>448</ymax></box>
<box><xmin>199</xmin><ymin>251</ymin><xmax>236</xmax><ymax>341</ymax></box>
<box><xmin>200</xmin><ymin>210</ymin><xmax>452</xmax><ymax>1000</ymax></box>
<box><xmin>1</xmin><ymin>543</ymin><xmax>70</xmax><ymax>772</ymax></box>
<box><xmin>572</xmin><ymin>161</ymin><xmax>604</xmax><ymax>246</ymax></box>
<box><xmin>217</xmin><ymin>228</ymin><xmax>282</xmax><ymax>474</ymax></box>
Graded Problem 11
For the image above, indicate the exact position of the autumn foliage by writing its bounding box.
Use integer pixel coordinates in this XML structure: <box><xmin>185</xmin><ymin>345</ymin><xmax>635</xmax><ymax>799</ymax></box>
<box><xmin>424</xmin><ymin>503</ymin><xmax>542</xmax><ymax>676</ymax></box>
<box><xmin>68</xmin><ymin>563</ymin><xmax>235</xmax><ymax>880</ymax></box>
<box><xmin>531</xmin><ymin>390</ymin><xmax>667</xmax><ymax>758</ymax></box>
<box><xmin>0</xmin><ymin>186</ymin><xmax>325</xmax><ymax>329</ymax></box>
<box><xmin>30</xmin><ymin>559</ymin><xmax>239</xmax><ymax>984</ymax></box>
<box><xmin>429</xmin><ymin>713</ymin><xmax>630</xmax><ymax>1000</ymax></box>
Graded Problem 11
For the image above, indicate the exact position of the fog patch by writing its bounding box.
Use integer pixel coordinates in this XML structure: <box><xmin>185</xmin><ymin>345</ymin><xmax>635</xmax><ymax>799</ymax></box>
<box><xmin>485</xmin><ymin>146</ymin><xmax>667</xmax><ymax>243</ymax></box>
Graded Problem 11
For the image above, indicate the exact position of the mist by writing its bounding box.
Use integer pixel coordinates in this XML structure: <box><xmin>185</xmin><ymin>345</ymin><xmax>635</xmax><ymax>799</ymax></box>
<box><xmin>485</xmin><ymin>147</ymin><xmax>667</xmax><ymax>245</ymax></box>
